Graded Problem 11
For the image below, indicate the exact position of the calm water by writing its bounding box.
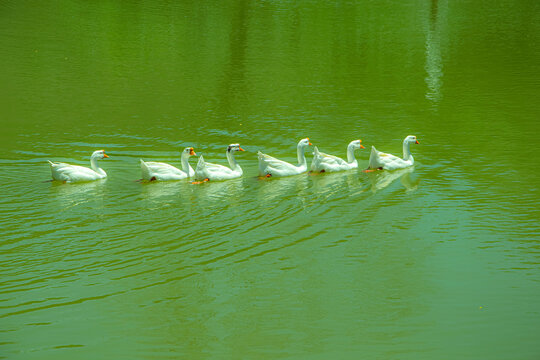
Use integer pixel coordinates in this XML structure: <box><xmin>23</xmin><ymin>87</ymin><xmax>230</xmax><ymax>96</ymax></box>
<box><xmin>1</xmin><ymin>1</ymin><xmax>540</xmax><ymax>359</ymax></box>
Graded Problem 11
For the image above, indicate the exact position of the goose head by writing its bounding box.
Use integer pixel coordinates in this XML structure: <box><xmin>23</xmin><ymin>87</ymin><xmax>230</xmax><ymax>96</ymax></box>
<box><xmin>298</xmin><ymin>138</ymin><xmax>312</xmax><ymax>147</ymax></box>
<box><xmin>91</xmin><ymin>150</ymin><xmax>109</xmax><ymax>159</ymax></box>
<box><xmin>405</xmin><ymin>135</ymin><xmax>419</xmax><ymax>145</ymax></box>
<box><xmin>182</xmin><ymin>147</ymin><xmax>196</xmax><ymax>157</ymax></box>
<box><xmin>227</xmin><ymin>144</ymin><xmax>245</xmax><ymax>153</ymax></box>
<box><xmin>350</xmin><ymin>139</ymin><xmax>366</xmax><ymax>150</ymax></box>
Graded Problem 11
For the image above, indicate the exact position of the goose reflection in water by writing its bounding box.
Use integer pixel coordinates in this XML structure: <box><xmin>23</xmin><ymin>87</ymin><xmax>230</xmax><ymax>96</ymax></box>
<box><xmin>366</xmin><ymin>166</ymin><xmax>419</xmax><ymax>193</ymax></box>
<box><xmin>195</xmin><ymin>177</ymin><xmax>244</xmax><ymax>203</ymax></box>
<box><xmin>50</xmin><ymin>179</ymin><xmax>107</xmax><ymax>209</ymax></box>
<box><xmin>257</xmin><ymin>174</ymin><xmax>309</xmax><ymax>206</ymax></box>
<box><xmin>141</xmin><ymin>181</ymin><xmax>193</xmax><ymax>209</ymax></box>
<box><xmin>310</xmin><ymin>171</ymin><xmax>366</xmax><ymax>202</ymax></box>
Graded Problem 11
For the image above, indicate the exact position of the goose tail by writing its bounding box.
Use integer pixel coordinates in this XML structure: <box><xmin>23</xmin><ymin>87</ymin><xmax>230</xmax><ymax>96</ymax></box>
<box><xmin>368</xmin><ymin>146</ymin><xmax>380</xmax><ymax>169</ymax></box>
<box><xmin>194</xmin><ymin>155</ymin><xmax>207</xmax><ymax>180</ymax></box>
<box><xmin>311</xmin><ymin>146</ymin><xmax>322</xmax><ymax>171</ymax></box>
<box><xmin>257</xmin><ymin>151</ymin><xmax>268</xmax><ymax>176</ymax></box>
<box><xmin>140</xmin><ymin>159</ymin><xmax>151</xmax><ymax>180</ymax></box>
<box><xmin>196</xmin><ymin>155</ymin><xmax>206</xmax><ymax>171</ymax></box>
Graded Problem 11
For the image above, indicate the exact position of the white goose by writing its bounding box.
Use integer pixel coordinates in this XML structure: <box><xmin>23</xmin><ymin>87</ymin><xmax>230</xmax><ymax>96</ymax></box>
<box><xmin>48</xmin><ymin>150</ymin><xmax>109</xmax><ymax>183</ymax></box>
<box><xmin>140</xmin><ymin>147</ymin><xmax>196</xmax><ymax>181</ymax></box>
<box><xmin>193</xmin><ymin>144</ymin><xmax>245</xmax><ymax>182</ymax></box>
<box><xmin>368</xmin><ymin>135</ymin><xmax>419</xmax><ymax>171</ymax></box>
<box><xmin>258</xmin><ymin>138</ymin><xmax>312</xmax><ymax>177</ymax></box>
<box><xmin>311</xmin><ymin>139</ymin><xmax>365</xmax><ymax>173</ymax></box>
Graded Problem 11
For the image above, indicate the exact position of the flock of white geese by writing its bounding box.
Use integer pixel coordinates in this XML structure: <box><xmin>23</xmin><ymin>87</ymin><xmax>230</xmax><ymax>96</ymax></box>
<box><xmin>48</xmin><ymin>135</ymin><xmax>419</xmax><ymax>183</ymax></box>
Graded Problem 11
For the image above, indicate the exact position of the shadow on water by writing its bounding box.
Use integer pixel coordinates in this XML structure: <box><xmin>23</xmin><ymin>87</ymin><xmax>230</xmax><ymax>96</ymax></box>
<box><xmin>215</xmin><ymin>0</ymin><xmax>249</xmax><ymax>117</ymax></box>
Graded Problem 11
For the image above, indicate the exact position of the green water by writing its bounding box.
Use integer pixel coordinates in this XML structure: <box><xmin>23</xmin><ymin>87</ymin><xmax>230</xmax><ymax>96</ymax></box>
<box><xmin>1</xmin><ymin>1</ymin><xmax>540</xmax><ymax>359</ymax></box>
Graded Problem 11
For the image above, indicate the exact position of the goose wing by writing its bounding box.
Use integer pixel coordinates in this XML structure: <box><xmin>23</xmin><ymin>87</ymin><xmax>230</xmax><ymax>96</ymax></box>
<box><xmin>369</xmin><ymin>146</ymin><xmax>408</xmax><ymax>170</ymax></box>
<box><xmin>258</xmin><ymin>151</ymin><xmax>297</xmax><ymax>172</ymax></box>
<box><xmin>378</xmin><ymin>155</ymin><xmax>409</xmax><ymax>170</ymax></box>
<box><xmin>144</xmin><ymin>161</ymin><xmax>184</xmax><ymax>175</ymax></box>
<box><xmin>316</xmin><ymin>150</ymin><xmax>348</xmax><ymax>166</ymax></box>
<box><xmin>141</xmin><ymin>160</ymin><xmax>186</xmax><ymax>180</ymax></box>
<box><xmin>195</xmin><ymin>155</ymin><xmax>237</xmax><ymax>180</ymax></box>
<box><xmin>54</xmin><ymin>164</ymin><xmax>100</xmax><ymax>182</ymax></box>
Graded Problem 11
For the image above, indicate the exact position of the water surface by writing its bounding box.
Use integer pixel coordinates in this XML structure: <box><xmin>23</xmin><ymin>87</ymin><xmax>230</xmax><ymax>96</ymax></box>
<box><xmin>1</xmin><ymin>1</ymin><xmax>539</xmax><ymax>359</ymax></box>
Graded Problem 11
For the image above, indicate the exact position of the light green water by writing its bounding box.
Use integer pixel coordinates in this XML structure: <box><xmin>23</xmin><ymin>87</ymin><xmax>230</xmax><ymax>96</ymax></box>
<box><xmin>1</xmin><ymin>1</ymin><xmax>540</xmax><ymax>359</ymax></box>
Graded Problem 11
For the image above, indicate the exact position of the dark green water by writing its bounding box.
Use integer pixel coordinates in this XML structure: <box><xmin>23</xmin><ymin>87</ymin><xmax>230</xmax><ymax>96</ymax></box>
<box><xmin>1</xmin><ymin>1</ymin><xmax>539</xmax><ymax>359</ymax></box>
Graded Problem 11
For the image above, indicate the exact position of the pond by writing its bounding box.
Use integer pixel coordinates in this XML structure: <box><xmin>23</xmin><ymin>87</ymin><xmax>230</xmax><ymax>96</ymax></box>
<box><xmin>1</xmin><ymin>1</ymin><xmax>539</xmax><ymax>359</ymax></box>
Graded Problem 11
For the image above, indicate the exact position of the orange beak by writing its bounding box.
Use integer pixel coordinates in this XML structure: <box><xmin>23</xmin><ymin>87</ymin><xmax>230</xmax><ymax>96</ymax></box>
<box><xmin>103</xmin><ymin>152</ymin><xmax>109</xmax><ymax>158</ymax></box>
<box><xmin>190</xmin><ymin>148</ymin><xmax>196</xmax><ymax>156</ymax></box>
<box><xmin>239</xmin><ymin>147</ymin><xmax>245</xmax><ymax>151</ymax></box>
<box><xmin>307</xmin><ymin>138</ymin><xmax>312</xmax><ymax>146</ymax></box>
<box><xmin>360</xmin><ymin>145</ymin><xmax>365</xmax><ymax>149</ymax></box>
<box><xmin>415</xmin><ymin>140</ymin><xmax>420</xmax><ymax>144</ymax></box>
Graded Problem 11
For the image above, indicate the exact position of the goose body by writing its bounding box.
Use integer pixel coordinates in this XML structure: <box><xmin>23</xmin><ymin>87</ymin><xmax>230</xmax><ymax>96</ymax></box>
<box><xmin>311</xmin><ymin>140</ymin><xmax>365</xmax><ymax>173</ymax></box>
<box><xmin>368</xmin><ymin>135</ymin><xmax>419</xmax><ymax>170</ymax></box>
<box><xmin>258</xmin><ymin>138</ymin><xmax>312</xmax><ymax>177</ymax></box>
<box><xmin>140</xmin><ymin>147</ymin><xmax>196</xmax><ymax>181</ymax></box>
<box><xmin>194</xmin><ymin>144</ymin><xmax>244</xmax><ymax>181</ymax></box>
<box><xmin>48</xmin><ymin>150</ymin><xmax>109</xmax><ymax>183</ymax></box>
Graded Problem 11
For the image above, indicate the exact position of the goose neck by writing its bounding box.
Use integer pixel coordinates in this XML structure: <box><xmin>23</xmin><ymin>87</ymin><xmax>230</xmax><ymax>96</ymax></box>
<box><xmin>403</xmin><ymin>141</ymin><xmax>413</xmax><ymax>162</ymax></box>
<box><xmin>90</xmin><ymin>157</ymin><xmax>100</xmax><ymax>172</ymax></box>
<box><xmin>347</xmin><ymin>144</ymin><xmax>357</xmax><ymax>163</ymax></box>
<box><xmin>297</xmin><ymin>145</ymin><xmax>307</xmax><ymax>166</ymax></box>
<box><xmin>181</xmin><ymin>153</ymin><xmax>191</xmax><ymax>173</ymax></box>
<box><xmin>226</xmin><ymin>150</ymin><xmax>240</xmax><ymax>170</ymax></box>
<box><xmin>90</xmin><ymin>157</ymin><xmax>105</xmax><ymax>176</ymax></box>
